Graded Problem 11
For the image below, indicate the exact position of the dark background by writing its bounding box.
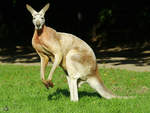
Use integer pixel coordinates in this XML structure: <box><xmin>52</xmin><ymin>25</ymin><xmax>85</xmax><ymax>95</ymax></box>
<box><xmin>0</xmin><ymin>0</ymin><xmax>150</xmax><ymax>63</ymax></box>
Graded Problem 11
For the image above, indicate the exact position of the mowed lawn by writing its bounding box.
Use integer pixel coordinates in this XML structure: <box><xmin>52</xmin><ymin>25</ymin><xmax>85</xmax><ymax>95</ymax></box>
<box><xmin>0</xmin><ymin>64</ymin><xmax>150</xmax><ymax>113</ymax></box>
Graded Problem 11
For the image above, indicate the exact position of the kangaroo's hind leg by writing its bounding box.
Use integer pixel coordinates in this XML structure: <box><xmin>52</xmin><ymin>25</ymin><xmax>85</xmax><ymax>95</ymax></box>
<box><xmin>77</xmin><ymin>79</ymin><xmax>87</xmax><ymax>88</ymax></box>
<box><xmin>66</xmin><ymin>49</ymin><xmax>95</xmax><ymax>101</ymax></box>
<box><xmin>66</xmin><ymin>51</ymin><xmax>84</xmax><ymax>101</ymax></box>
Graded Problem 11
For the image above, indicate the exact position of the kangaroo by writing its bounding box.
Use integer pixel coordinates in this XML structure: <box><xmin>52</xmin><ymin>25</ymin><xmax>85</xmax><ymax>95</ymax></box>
<box><xmin>26</xmin><ymin>3</ymin><xmax>132</xmax><ymax>101</ymax></box>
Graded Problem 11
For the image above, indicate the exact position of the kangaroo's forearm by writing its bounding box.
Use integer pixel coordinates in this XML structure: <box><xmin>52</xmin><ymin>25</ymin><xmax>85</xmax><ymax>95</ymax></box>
<box><xmin>48</xmin><ymin>53</ymin><xmax>62</xmax><ymax>80</ymax></box>
<box><xmin>40</xmin><ymin>55</ymin><xmax>49</xmax><ymax>80</ymax></box>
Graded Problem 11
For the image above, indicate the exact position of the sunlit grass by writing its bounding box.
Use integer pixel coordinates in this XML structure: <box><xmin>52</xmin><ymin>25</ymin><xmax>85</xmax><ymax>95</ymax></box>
<box><xmin>0</xmin><ymin>64</ymin><xmax>150</xmax><ymax>113</ymax></box>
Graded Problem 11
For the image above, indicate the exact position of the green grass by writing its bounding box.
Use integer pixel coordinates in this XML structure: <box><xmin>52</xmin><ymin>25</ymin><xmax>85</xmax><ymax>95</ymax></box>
<box><xmin>0</xmin><ymin>64</ymin><xmax>150</xmax><ymax>113</ymax></box>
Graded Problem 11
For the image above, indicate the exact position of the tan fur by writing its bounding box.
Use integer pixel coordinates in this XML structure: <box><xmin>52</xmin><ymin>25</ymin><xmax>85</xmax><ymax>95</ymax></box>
<box><xmin>26</xmin><ymin>3</ymin><xmax>134</xmax><ymax>101</ymax></box>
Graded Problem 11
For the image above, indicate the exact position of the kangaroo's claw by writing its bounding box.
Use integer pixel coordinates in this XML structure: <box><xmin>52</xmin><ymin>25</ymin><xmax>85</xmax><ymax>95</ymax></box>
<box><xmin>42</xmin><ymin>80</ymin><xmax>54</xmax><ymax>89</ymax></box>
<box><xmin>48</xmin><ymin>80</ymin><xmax>54</xmax><ymax>88</ymax></box>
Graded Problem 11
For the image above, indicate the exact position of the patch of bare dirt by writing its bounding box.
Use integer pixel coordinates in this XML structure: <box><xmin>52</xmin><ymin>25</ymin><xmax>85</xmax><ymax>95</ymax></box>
<box><xmin>96</xmin><ymin>47</ymin><xmax>150</xmax><ymax>72</ymax></box>
<box><xmin>0</xmin><ymin>46</ymin><xmax>150</xmax><ymax>72</ymax></box>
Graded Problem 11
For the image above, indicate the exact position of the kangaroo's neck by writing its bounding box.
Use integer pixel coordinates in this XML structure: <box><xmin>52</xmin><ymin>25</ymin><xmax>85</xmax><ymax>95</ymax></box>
<box><xmin>35</xmin><ymin>25</ymin><xmax>47</xmax><ymax>36</ymax></box>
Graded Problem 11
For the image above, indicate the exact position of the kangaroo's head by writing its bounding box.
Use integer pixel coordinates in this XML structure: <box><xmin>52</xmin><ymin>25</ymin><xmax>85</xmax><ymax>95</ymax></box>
<box><xmin>26</xmin><ymin>3</ymin><xmax>50</xmax><ymax>30</ymax></box>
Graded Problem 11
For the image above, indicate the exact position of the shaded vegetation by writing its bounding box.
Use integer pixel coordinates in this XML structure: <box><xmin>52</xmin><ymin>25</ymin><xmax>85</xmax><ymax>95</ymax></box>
<box><xmin>0</xmin><ymin>1</ymin><xmax>150</xmax><ymax>67</ymax></box>
<box><xmin>0</xmin><ymin>0</ymin><xmax>150</xmax><ymax>49</ymax></box>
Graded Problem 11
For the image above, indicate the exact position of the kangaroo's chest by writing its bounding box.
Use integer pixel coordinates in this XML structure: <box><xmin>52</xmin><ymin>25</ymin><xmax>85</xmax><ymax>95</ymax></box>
<box><xmin>32</xmin><ymin>36</ymin><xmax>54</xmax><ymax>58</ymax></box>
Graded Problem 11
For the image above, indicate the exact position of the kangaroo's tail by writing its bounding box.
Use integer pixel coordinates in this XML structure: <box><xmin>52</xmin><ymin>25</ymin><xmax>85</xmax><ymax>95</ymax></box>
<box><xmin>87</xmin><ymin>66</ymin><xmax>134</xmax><ymax>99</ymax></box>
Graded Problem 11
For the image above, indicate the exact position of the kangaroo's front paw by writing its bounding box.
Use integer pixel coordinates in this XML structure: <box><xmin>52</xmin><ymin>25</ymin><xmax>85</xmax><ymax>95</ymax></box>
<box><xmin>42</xmin><ymin>80</ymin><xmax>54</xmax><ymax>89</ymax></box>
<box><xmin>42</xmin><ymin>80</ymin><xmax>50</xmax><ymax>89</ymax></box>
<box><xmin>47</xmin><ymin>80</ymin><xmax>54</xmax><ymax>88</ymax></box>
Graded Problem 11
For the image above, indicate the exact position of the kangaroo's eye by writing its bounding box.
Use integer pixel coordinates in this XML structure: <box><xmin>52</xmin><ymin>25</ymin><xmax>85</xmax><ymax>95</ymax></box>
<box><xmin>33</xmin><ymin>17</ymin><xmax>36</xmax><ymax>20</ymax></box>
<box><xmin>41</xmin><ymin>17</ymin><xmax>44</xmax><ymax>19</ymax></box>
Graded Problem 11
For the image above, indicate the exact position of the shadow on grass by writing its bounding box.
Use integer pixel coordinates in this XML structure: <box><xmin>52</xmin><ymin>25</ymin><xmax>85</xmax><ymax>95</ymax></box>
<box><xmin>0</xmin><ymin>45</ymin><xmax>150</xmax><ymax>68</ymax></box>
<box><xmin>0</xmin><ymin>46</ymin><xmax>40</xmax><ymax>63</ymax></box>
<box><xmin>48</xmin><ymin>88</ymin><xmax>101</xmax><ymax>100</ymax></box>
<box><xmin>96</xmin><ymin>46</ymin><xmax>150</xmax><ymax>66</ymax></box>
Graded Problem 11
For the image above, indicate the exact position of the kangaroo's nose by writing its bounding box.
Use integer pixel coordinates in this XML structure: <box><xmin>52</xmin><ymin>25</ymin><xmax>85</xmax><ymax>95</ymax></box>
<box><xmin>36</xmin><ymin>21</ymin><xmax>40</xmax><ymax>27</ymax></box>
<box><xmin>36</xmin><ymin>24</ymin><xmax>40</xmax><ymax>28</ymax></box>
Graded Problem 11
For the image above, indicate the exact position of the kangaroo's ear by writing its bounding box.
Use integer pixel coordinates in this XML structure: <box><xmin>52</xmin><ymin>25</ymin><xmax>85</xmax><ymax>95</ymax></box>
<box><xmin>26</xmin><ymin>4</ymin><xmax>37</xmax><ymax>15</ymax></box>
<box><xmin>40</xmin><ymin>3</ymin><xmax>50</xmax><ymax>14</ymax></box>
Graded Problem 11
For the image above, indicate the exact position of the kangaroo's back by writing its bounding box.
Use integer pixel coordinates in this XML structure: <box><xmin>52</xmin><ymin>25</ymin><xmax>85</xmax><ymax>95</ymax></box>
<box><xmin>57</xmin><ymin>32</ymin><xmax>96</xmax><ymax>61</ymax></box>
